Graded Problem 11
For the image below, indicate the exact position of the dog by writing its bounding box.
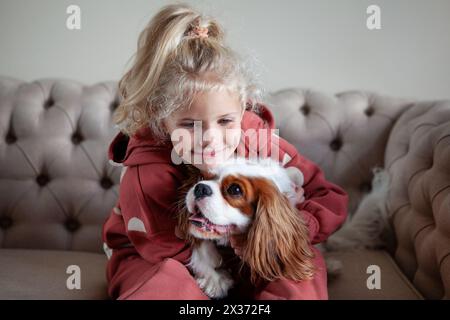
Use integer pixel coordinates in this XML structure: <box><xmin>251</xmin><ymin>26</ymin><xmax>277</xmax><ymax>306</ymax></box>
<box><xmin>176</xmin><ymin>156</ymin><xmax>315</xmax><ymax>299</ymax></box>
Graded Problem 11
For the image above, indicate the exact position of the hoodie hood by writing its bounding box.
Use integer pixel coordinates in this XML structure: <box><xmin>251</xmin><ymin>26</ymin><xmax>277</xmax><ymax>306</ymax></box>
<box><xmin>242</xmin><ymin>103</ymin><xmax>275</xmax><ymax>131</ymax></box>
<box><xmin>108</xmin><ymin>126</ymin><xmax>173</xmax><ymax>166</ymax></box>
<box><xmin>107</xmin><ymin>103</ymin><xmax>276</xmax><ymax>167</ymax></box>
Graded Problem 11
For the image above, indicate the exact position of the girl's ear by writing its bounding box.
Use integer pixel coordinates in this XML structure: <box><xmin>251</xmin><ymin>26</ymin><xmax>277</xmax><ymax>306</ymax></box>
<box><xmin>161</xmin><ymin>120</ymin><xmax>169</xmax><ymax>135</ymax></box>
<box><xmin>242</xmin><ymin>179</ymin><xmax>316</xmax><ymax>285</ymax></box>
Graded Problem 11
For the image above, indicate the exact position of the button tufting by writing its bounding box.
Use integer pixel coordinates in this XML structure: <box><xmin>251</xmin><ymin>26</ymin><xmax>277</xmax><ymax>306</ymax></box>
<box><xmin>110</xmin><ymin>100</ymin><xmax>119</xmax><ymax>112</ymax></box>
<box><xmin>330</xmin><ymin>137</ymin><xmax>343</xmax><ymax>151</ymax></box>
<box><xmin>360</xmin><ymin>181</ymin><xmax>372</xmax><ymax>193</ymax></box>
<box><xmin>65</xmin><ymin>217</ymin><xmax>80</xmax><ymax>232</ymax></box>
<box><xmin>100</xmin><ymin>177</ymin><xmax>113</xmax><ymax>189</ymax></box>
<box><xmin>300</xmin><ymin>104</ymin><xmax>310</xmax><ymax>115</ymax></box>
<box><xmin>429</xmin><ymin>158</ymin><xmax>434</xmax><ymax>169</ymax></box>
<box><xmin>0</xmin><ymin>216</ymin><xmax>13</xmax><ymax>230</ymax></box>
<box><xmin>71</xmin><ymin>132</ymin><xmax>84</xmax><ymax>145</ymax></box>
<box><xmin>365</xmin><ymin>106</ymin><xmax>375</xmax><ymax>117</ymax></box>
<box><xmin>5</xmin><ymin>131</ymin><xmax>17</xmax><ymax>144</ymax></box>
<box><xmin>44</xmin><ymin>97</ymin><xmax>54</xmax><ymax>109</ymax></box>
<box><xmin>36</xmin><ymin>174</ymin><xmax>50</xmax><ymax>186</ymax></box>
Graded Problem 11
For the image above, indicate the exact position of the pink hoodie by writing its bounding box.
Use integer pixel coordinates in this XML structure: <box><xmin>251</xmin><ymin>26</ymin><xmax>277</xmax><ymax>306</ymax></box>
<box><xmin>102</xmin><ymin>104</ymin><xmax>348</xmax><ymax>299</ymax></box>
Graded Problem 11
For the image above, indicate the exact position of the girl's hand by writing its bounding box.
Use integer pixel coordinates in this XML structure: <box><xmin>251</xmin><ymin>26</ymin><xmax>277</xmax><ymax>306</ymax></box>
<box><xmin>295</xmin><ymin>186</ymin><xmax>306</xmax><ymax>204</ymax></box>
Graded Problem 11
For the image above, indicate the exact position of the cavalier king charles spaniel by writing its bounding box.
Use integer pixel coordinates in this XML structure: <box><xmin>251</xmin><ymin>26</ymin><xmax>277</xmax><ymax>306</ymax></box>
<box><xmin>176</xmin><ymin>157</ymin><xmax>315</xmax><ymax>299</ymax></box>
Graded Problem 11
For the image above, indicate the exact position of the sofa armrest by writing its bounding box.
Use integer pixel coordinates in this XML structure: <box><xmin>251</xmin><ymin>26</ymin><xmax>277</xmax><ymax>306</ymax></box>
<box><xmin>384</xmin><ymin>99</ymin><xmax>450</xmax><ymax>299</ymax></box>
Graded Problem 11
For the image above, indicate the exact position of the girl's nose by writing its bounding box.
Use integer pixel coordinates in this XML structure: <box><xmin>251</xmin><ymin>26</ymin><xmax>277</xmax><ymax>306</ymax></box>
<box><xmin>201</xmin><ymin>127</ymin><xmax>222</xmax><ymax>149</ymax></box>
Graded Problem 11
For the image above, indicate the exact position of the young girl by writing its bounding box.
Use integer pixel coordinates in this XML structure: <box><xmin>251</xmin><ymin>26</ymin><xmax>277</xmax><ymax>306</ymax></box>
<box><xmin>102</xmin><ymin>3</ymin><xmax>348</xmax><ymax>300</ymax></box>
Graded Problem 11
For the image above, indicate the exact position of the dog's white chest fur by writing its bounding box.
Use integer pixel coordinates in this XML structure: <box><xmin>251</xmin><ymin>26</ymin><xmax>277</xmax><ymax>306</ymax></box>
<box><xmin>185</xmin><ymin>156</ymin><xmax>306</xmax><ymax>299</ymax></box>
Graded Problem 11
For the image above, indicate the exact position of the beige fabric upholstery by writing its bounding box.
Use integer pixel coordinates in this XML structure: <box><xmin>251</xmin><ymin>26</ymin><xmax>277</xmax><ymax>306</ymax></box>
<box><xmin>0</xmin><ymin>249</ymin><xmax>108</xmax><ymax>299</ymax></box>
<box><xmin>384</xmin><ymin>101</ymin><xmax>450</xmax><ymax>299</ymax></box>
<box><xmin>1</xmin><ymin>78</ymin><xmax>449</xmax><ymax>299</ymax></box>
<box><xmin>325</xmin><ymin>250</ymin><xmax>423</xmax><ymax>299</ymax></box>
<box><xmin>0</xmin><ymin>77</ymin><xmax>120</xmax><ymax>253</ymax></box>
<box><xmin>267</xmin><ymin>89</ymin><xmax>450</xmax><ymax>299</ymax></box>
<box><xmin>266</xmin><ymin>89</ymin><xmax>414</xmax><ymax>216</ymax></box>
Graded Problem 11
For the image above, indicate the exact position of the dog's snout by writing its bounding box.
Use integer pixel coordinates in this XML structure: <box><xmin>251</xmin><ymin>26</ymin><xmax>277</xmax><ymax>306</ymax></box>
<box><xmin>194</xmin><ymin>183</ymin><xmax>213</xmax><ymax>199</ymax></box>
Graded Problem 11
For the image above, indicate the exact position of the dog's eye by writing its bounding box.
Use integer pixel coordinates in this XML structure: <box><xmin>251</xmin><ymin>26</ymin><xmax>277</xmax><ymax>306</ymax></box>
<box><xmin>227</xmin><ymin>183</ymin><xmax>242</xmax><ymax>197</ymax></box>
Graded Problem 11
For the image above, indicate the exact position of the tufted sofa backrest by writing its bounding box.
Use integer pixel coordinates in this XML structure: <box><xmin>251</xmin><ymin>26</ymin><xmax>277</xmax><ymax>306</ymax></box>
<box><xmin>267</xmin><ymin>88</ymin><xmax>450</xmax><ymax>299</ymax></box>
<box><xmin>265</xmin><ymin>88</ymin><xmax>415</xmax><ymax>216</ymax></box>
<box><xmin>0</xmin><ymin>77</ymin><xmax>121</xmax><ymax>253</ymax></box>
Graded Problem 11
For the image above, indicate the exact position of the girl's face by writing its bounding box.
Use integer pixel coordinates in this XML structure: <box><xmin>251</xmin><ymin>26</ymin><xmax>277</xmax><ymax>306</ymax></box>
<box><xmin>163</xmin><ymin>90</ymin><xmax>244</xmax><ymax>172</ymax></box>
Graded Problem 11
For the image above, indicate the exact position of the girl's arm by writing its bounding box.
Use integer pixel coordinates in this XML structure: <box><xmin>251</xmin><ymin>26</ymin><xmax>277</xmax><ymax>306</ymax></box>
<box><xmin>104</xmin><ymin>164</ymin><xmax>192</xmax><ymax>266</ymax></box>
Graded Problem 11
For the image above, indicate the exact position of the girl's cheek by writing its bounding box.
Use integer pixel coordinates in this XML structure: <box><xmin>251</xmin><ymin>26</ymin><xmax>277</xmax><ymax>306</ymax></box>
<box><xmin>224</xmin><ymin>124</ymin><xmax>242</xmax><ymax>144</ymax></box>
<box><xmin>185</xmin><ymin>133</ymin><xmax>196</xmax><ymax>154</ymax></box>
<box><xmin>171</xmin><ymin>132</ymin><xmax>195</xmax><ymax>156</ymax></box>
<box><xmin>230</xmin><ymin>126</ymin><xmax>242</xmax><ymax>149</ymax></box>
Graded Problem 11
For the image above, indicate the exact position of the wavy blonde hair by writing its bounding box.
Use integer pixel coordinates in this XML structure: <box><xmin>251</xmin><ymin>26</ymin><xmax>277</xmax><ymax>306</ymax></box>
<box><xmin>113</xmin><ymin>3</ymin><xmax>264</xmax><ymax>140</ymax></box>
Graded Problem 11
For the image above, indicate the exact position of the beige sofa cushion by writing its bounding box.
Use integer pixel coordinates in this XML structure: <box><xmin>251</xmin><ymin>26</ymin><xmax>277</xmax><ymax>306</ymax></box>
<box><xmin>325</xmin><ymin>249</ymin><xmax>423</xmax><ymax>299</ymax></box>
<box><xmin>0</xmin><ymin>249</ymin><xmax>108</xmax><ymax>299</ymax></box>
<box><xmin>0</xmin><ymin>248</ymin><xmax>422</xmax><ymax>300</ymax></box>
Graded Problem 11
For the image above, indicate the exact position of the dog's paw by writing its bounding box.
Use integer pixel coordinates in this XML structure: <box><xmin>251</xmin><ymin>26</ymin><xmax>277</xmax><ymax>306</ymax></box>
<box><xmin>196</xmin><ymin>269</ymin><xmax>234</xmax><ymax>299</ymax></box>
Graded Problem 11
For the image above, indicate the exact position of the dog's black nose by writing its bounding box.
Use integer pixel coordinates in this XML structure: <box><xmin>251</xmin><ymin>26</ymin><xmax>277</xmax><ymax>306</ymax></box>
<box><xmin>194</xmin><ymin>183</ymin><xmax>212</xmax><ymax>199</ymax></box>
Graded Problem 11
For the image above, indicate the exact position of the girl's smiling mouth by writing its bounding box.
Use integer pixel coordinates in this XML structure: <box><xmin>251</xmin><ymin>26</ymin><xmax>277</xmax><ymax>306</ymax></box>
<box><xmin>192</xmin><ymin>147</ymin><xmax>226</xmax><ymax>158</ymax></box>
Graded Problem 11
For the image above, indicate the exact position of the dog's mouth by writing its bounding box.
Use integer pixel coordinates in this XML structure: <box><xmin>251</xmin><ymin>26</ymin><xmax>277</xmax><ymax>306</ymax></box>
<box><xmin>188</xmin><ymin>205</ymin><xmax>233</xmax><ymax>234</ymax></box>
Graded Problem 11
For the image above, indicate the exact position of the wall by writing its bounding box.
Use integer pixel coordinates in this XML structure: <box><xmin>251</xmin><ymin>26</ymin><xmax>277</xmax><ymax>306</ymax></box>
<box><xmin>0</xmin><ymin>0</ymin><xmax>449</xmax><ymax>100</ymax></box>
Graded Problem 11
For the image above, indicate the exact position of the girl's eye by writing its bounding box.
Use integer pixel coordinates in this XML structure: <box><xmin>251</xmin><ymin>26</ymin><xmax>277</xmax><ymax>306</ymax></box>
<box><xmin>218</xmin><ymin>119</ymin><xmax>233</xmax><ymax>125</ymax></box>
<box><xmin>179</xmin><ymin>123</ymin><xmax>194</xmax><ymax>128</ymax></box>
<box><xmin>227</xmin><ymin>183</ymin><xmax>243</xmax><ymax>197</ymax></box>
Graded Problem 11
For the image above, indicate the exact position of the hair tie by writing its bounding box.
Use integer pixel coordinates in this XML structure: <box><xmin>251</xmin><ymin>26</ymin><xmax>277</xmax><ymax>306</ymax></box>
<box><xmin>186</xmin><ymin>25</ymin><xmax>209</xmax><ymax>38</ymax></box>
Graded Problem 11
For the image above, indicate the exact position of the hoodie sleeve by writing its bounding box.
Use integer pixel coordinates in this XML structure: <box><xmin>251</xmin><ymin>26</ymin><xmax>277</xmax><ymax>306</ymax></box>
<box><xmin>279</xmin><ymin>137</ymin><xmax>349</xmax><ymax>245</ymax></box>
<box><xmin>117</xmin><ymin>163</ymin><xmax>192</xmax><ymax>266</ymax></box>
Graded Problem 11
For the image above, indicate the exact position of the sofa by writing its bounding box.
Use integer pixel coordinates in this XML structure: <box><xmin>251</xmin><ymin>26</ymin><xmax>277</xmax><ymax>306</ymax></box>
<box><xmin>0</xmin><ymin>77</ymin><xmax>448</xmax><ymax>299</ymax></box>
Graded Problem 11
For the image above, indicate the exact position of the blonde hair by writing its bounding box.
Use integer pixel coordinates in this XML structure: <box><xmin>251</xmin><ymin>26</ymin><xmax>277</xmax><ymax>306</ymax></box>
<box><xmin>113</xmin><ymin>2</ymin><xmax>264</xmax><ymax>139</ymax></box>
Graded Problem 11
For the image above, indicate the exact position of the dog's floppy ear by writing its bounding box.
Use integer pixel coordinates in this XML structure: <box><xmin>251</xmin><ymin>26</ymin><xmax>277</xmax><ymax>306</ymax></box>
<box><xmin>174</xmin><ymin>164</ymin><xmax>202</xmax><ymax>243</ymax></box>
<box><xmin>242</xmin><ymin>178</ymin><xmax>315</xmax><ymax>284</ymax></box>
